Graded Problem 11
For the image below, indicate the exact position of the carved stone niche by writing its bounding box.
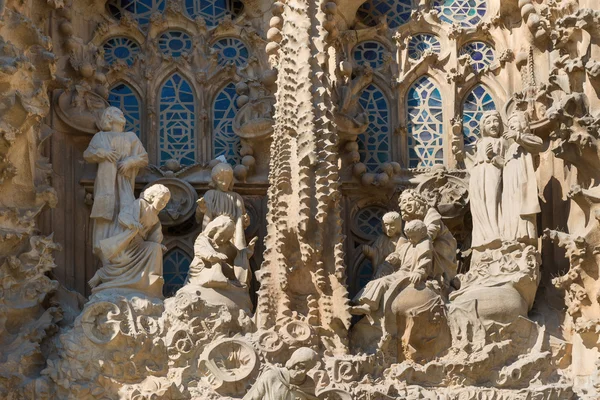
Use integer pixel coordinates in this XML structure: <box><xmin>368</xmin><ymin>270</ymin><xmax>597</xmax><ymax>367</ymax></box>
<box><xmin>55</xmin><ymin>88</ymin><xmax>109</xmax><ymax>134</ymax></box>
<box><xmin>143</xmin><ymin>178</ymin><xmax>198</xmax><ymax>227</ymax></box>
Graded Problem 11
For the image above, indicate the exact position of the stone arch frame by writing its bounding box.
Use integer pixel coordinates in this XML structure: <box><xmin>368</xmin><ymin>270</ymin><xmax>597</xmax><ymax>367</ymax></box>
<box><xmin>161</xmin><ymin>244</ymin><xmax>194</xmax><ymax>297</ymax></box>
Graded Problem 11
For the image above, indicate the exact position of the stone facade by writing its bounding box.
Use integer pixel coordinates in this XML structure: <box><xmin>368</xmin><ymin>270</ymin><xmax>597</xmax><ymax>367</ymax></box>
<box><xmin>1</xmin><ymin>0</ymin><xmax>600</xmax><ymax>398</ymax></box>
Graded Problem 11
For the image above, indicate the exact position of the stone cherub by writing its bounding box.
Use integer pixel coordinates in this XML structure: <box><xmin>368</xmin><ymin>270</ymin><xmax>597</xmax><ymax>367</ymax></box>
<box><xmin>84</xmin><ymin>106</ymin><xmax>149</xmax><ymax>260</ymax></box>
<box><xmin>243</xmin><ymin>347</ymin><xmax>319</xmax><ymax>400</ymax></box>
<box><xmin>351</xmin><ymin>219</ymin><xmax>434</xmax><ymax>316</ymax></box>
<box><xmin>196</xmin><ymin>162</ymin><xmax>249</xmax><ymax>251</ymax></box>
<box><xmin>187</xmin><ymin>215</ymin><xmax>257</xmax><ymax>289</ymax></box>
<box><xmin>89</xmin><ymin>184</ymin><xmax>170</xmax><ymax>298</ymax></box>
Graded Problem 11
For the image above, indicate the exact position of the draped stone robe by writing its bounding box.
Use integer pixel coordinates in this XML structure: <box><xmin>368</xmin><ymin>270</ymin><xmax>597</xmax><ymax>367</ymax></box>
<box><xmin>242</xmin><ymin>368</ymin><xmax>317</xmax><ymax>400</ymax></box>
<box><xmin>198</xmin><ymin>189</ymin><xmax>247</xmax><ymax>250</ymax></box>
<box><xmin>83</xmin><ymin>130</ymin><xmax>148</xmax><ymax>258</ymax></box>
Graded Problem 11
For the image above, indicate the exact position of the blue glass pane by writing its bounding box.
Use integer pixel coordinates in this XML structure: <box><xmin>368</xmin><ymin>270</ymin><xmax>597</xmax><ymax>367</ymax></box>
<box><xmin>357</xmin><ymin>84</ymin><xmax>390</xmax><ymax>171</ymax></box>
<box><xmin>158</xmin><ymin>31</ymin><xmax>193</xmax><ymax>58</ymax></box>
<box><xmin>108</xmin><ymin>83</ymin><xmax>141</xmax><ymax>138</ymax></box>
<box><xmin>462</xmin><ymin>84</ymin><xmax>496</xmax><ymax>145</ymax></box>
<box><xmin>357</xmin><ymin>0</ymin><xmax>413</xmax><ymax>29</ymax></box>
<box><xmin>432</xmin><ymin>0</ymin><xmax>487</xmax><ymax>27</ymax></box>
<box><xmin>408</xmin><ymin>34</ymin><xmax>441</xmax><ymax>60</ymax></box>
<box><xmin>185</xmin><ymin>0</ymin><xmax>243</xmax><ymax>26</ymax></box>
<box><xmin>211</xmin><ymin>38</ymin><xmax>249</xmax><ymax>67</ymax></box>
<box><xmin>163</xmin><ymin>248</ymin><xmax>192</xmax><ymax>297</ymax></box>
<box><xmin>355</xmin><ymin>206</ymin><xmax>386</xmax><ymax>238</ymax></box>
<box><xmin>107</xmin><ymin>0</ymin><xmax>166</xmax><ymax>29</ymax></box>
<box><xmin>159</xmin><ymin>74</ymin><xmax>196</xmax><ymax>166</ymax></box>
<box><xmin>103</xmin><ymin>37</ymin><xmax>140</xmax><ymax>66</ymax></box>
<box><xmin>406</xmin><ymin>76</ymin><xmax>444</xmax><ymax>168</ymax></box>
<box><xmin>460</xmin><ymin>41</ymin><xmax>495</xmax><ymax>73</ymax></box>
<box><xmin>353</xmin><ymin>41</ymin><xmax>386</xmax><ymax>69</ymax></box>
<box><xmin>213</xmin><ymin>83</ymin><xmax>241</xmax><ymax>165</ymax></box>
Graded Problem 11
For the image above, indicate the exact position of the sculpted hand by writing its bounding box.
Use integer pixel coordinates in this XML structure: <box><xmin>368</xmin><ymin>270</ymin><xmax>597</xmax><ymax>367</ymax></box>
<box><xmin>208</xmin><ymin>253</ymin><xmax>229</xmax><ymax>262</ymax></box>
<box><xmin>409</xmin><ymin>271</ymin><xmax>425</xmax><ymax>284</ymax></box>
<box><xmin>503</xmin><ymin>131</ymin><xmax>516</xmax><ymax>141</ymax></box>
<box><xmin>161</xmin><ymin>244</ymin><xmax>168</xmax><ymax>252</ymax></box>
<box><xmin>118</xmin><ymin>158</ymin><xmax>133</xmax><ymax>175</ymax></box>
<box><xmin>386</xmin><ymin>253</ymin><xmax>401</xmax><ymax>265</ymax></box>
<box><xmin>485</xmin><ymin>142</ymin><xmax>494</xmax><ymax>159</ymax></box>
<box><xmin>103</xmin><ymin>150</ymin><xmax>119</xmax><ymax>163</ymax></box>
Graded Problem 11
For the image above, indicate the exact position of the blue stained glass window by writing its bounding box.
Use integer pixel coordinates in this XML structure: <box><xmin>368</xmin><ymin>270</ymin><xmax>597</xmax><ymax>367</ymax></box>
<box><xmin>185</xmin><ymin>0</ymin><xmax>243</xmax><ymax>26</ymax></box>
<box><xmin>103</xmin><ymin>37</ymin><xmax>140</xmax><ymax>66</ymax></box>
<box><xmin>159</xmin><ymin>74</ymin><xmax>196</xmax><ymax>166</ymax></box>
<box><xmin>460</xmin><ymin>41</ymin><xmax>495</xmax><ymax>73</ymax></box>
<box><xmin>158</xmin><ymin>31</ymin><xmax>193</xmax><ymax>58</ymax></box>
<box><xmin>408</xmin><ymin>34</ymin><xmax>441</xmax><ymax>60</ymax></box>
<box><xmin>462</xmin><ymin>85</ymin><xmax>496</xmax><ymax>145</ymax></box>
<box><xmin>163</xmin><ymin>248</ymin><xmax>191</xmax><ymax>297</ymax></box>
<box><xmin>355</xmin><ymin>206</ymin><xmax>386</xmax><ymax>238</ymax></box>
<box><xmin>211</xmin><ymin>38</ymin><xmax>249</xmax><ymax>67</ymax></box>
<box><xmin>213</xmin><ymin>83</ymin><xmax>240</xmax><ymax>165</ymax></box>
<box><xmin>107</xmin><ymin>0</ymin><xmax>166</xmax><ymax>28</ymax></box>
<box><xmin>353</xmin><ymin>41</ymin><xmax>386</xmax><ymax>69</ymax></box>
<box><xmin>356</xmin><ymin>259</ymin><xmax>374</xmax><ymax>293</ymax></box>
<box><xmin>357</xmin><ymin>0</ymin><xmax>413</xmax><ymax>29</ymax></box>
<box><xmin>406</xmin><ymin>76</ymin><xmax>444</xmax><ymax>168</ymax></box>
<box><xmin>108</xmin><ymin>83</ymin><xmax>141</xmax><ymax>137</ymax></box>
<box><xmin>357</xmin><ymin>84</ymin><xmax>390</xmax><ymax>171</ymax></box>
<box><xmin>432</xmin><ymin>0</ymin><xmax>487</xmax><ymax>27</ymax></box>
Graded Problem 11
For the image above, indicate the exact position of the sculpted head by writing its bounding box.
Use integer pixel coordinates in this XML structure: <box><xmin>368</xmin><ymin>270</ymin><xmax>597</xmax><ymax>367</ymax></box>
<box><xmin>204</xmin><ymin>215</ymin><xmax>236</xmax><ymax>245</ymax></box>
<box><xmin>508</xmin><ymin>110</ymin><xmax>530</xmax><ymax>135</ymax></box>
<box><xmin>481</xmin><ymin>111</ymin><xmax>503</xmax><ymax>138</ymax></box>
<box><xmin>285</xmin><ymin>347</ymin><xmax>318</xmax><ymax>384</ymax></box>
<box><xmin>382</xmin><ymin>211</ymin><xmax>402</xmax><ymax>237</ymax></box>
<box><xmin>141</xmin><ymin>184</ymin><xmax>171</xmax><ymax>212</ymax></box>
<box><xmin>404</xmin><ymin>219</ymin><xmax>428</xmax><ymax>245</ymax></box>
<box><xmin>399</xmin><ymin>189</ymin><xmax>427</xmax><ymax>221</ymax></box>
<box><xmin>211</xmin><ymin>163</ymin><xmax>234</xmax><ymax>192</ymax></box>
<box><xmin>99</xmin><ymin>106</ymin><xmax>127</xmax><ymax>132</ymax></box>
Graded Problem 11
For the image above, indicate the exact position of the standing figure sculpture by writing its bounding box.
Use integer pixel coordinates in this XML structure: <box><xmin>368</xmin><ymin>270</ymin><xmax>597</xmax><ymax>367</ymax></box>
<box><xmin>469</xmin><ymin>111</ymin><xmax>507</xmax><ymax>250</ymax></box>
<box><xmin>502</xmin><ymin>111</ymin><xmax>543</xmax><ymax>244</ymax></box>
<box><xmin>88</xmin><ymin>184</ymin><xmax>170</xmax><ymax>298</ymax></box>
<box><xmin>196</xmin><ymin>162</ymin><xmax>249</xmax><ymax>252</ymax></box>
<box><xmin>84</xmin><ymin>107</ymin><xmax>149</xmax><ymax>260</ymax></box>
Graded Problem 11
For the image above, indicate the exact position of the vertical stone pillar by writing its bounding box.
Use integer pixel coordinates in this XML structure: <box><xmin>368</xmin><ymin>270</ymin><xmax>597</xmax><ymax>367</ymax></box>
<box><xmin>256</xmin><ymin>0</ymin><xmax>350</xmax><ymax>353</ymax></box>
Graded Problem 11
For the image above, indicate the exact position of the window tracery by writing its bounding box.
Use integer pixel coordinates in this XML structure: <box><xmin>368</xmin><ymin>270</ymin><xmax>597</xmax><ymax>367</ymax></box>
<box><xmin>108</xmin><ymin>83</ymin><xmax>142</xmax><ymax>138</ymax></box>
<box><xmin>184</xmin><ymin>0</ymin><xmax>243</xmax><ymax>26</ymax></box>
<box><xmin>462</xmin><ymin>84</ymin><xmax>496</xmax><ymax>145</ymax></box>
<box><xmin>354</xmin><ymin>205</ymin><xmax>386</xmax><ymax>239</ymax></box>
<box><xmin>406</xmin><ymin>76</ymin><xmax>444</xmax><ymax>168</ymax></box>
<box><xmin>158</xmin><ymin>31</ymin><xmax>193</xmax><ymax>58</ymax></box>
<box><xmin>356</xmin><ymin>0</ymin><xmax>413</xmax><ymax>29</ymax></box>
<box><xmin>407</xmin><ymin>34</ymin><xmax>441</xmax><ymax>60</ymax></box>
<box><xmin>159</xmin><ymin>74</ymin><xmax>196</xmax><ymax>166</ymax></box>
<box><xmin>211</xmin><ymin>38</ymin><xmax>249</xmax><ymax>67</ymax></box>
<box><xmin>163</xmin><ymin>248</ymin><xmax>192</xmax><ymax>297</ymax></box>
<box><xmin>103</xmin><ymin>37</ymin><xmax>140</xmax><ymax>66</ymax></box>
<box><xmin>213</xmin><ymin>83</ymin><xmax>241</xmax><ymax>165</ymax></box>
<box><xmin>353</xmin><ymin>41</ymin><xmax>386</xmax><ymax>69</ymax></box>
<box><xmin>357</xmin><ymin>84</ymin><xmax>390</xmax><ymax>171</ymax></box>
<box><xmin>107</xmin><ymin>0</ymin><xmax>166</xmax><ymax>28</ymax></box>
<box><xmin>432</xmin><ymin>0</ymin><xmax>487</xmax><ymax>27</ymax></box>
<box><xmin>460</xmin><ymin>41</ymin><xmax>495</xmax><ymax>72</ymax></box>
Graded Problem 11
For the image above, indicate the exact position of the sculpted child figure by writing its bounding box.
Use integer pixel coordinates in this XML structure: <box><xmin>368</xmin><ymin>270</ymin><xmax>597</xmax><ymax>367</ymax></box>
<box><xmin>362</xmin><ymin>211</ymin><xmax>403</xmax><ymax>272</ymax></box>
<box><xmin>197</xmin><ymin>162</ymin><xmax>249</xmax><ymax>250</ymax></box>
<box><xmin>187</xmin><ymin>215</ymin><xmax>256</xmax><ymax>289</ymax></box>
<box><xmin>243</xmin><ymin>347</ymin><xmax>318</xmax><ymax>400</ymax></box>
<box><xmin>84</xmin><ymin>107</ymin><xmax>149</xmax><ymax>260</ymax></box>
<box><xmin>351</xmin><ymin>219</ymin><xmax>433</xmax><ymax>316</ymax></box>
<box><xmin>89</xmin><ymin>184</ymin><xmax>170</xmax><ymax>298</ymax></box>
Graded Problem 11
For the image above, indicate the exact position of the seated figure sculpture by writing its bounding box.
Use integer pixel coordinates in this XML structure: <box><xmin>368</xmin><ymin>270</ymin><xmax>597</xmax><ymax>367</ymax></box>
<box><xmin>351</xmin><ymin>219</ymin><xmax>432</xmax><ymax>316</ymax></box>
<box><xmin>88</xmin><ymin>184</ymin><xmax>171</xmax><ymax>298</ymax></box>
<box><xmin>243</xmin><ymin>347</ymin><xmax>318</xmax><ymax>400</ymax></box>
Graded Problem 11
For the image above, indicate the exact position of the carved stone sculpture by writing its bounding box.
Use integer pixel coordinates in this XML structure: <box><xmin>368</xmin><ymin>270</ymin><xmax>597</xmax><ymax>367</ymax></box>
<box><xmin>84</xmin><ymin>106</ymin><xmax>149</xmax><ymax>260</ymax></box>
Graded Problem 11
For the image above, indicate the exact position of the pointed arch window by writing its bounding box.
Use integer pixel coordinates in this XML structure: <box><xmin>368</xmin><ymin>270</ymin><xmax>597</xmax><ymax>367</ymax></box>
<box><xmin>107</xmin><ymin>0</ymin><xmax>166</xmax><ymax>28</ymax></box>
<box><xmin>163</xmin><ymin>248</ymin><xmax>192</xmax><ymax>297</ymax></box>
<box><xmin>358</xmin><ymin>84</ymin><xmax>390</xmax><ymax>171</ymax></box>
<box><xmin>406</xmin><ymin>76</ymin><xmax>444</xmax><ymax>168</ymax></box>
<box><xmin>462</xmin><ymin>85</ymin><xmax>496</xmax><ymax>145</ymax></box>
<box><xmin>184</xmin><ymin>0</ymin><xmax>243</xmax><ymax>26</ymax></box>
<box><xmin>108</xmin><ymin>83</ymin><xmax>141</xmax><ymax>138</ymax></box>
<box><xmin>159</xmin><ymin>74</ymin><xmax>196</xmax><ymax>166</ymax></box>
<box><xmin>213</xmin><ymin>83</ymin><xmax>241</xmax><ymax>165</ymax></box>
<box><xmin>432</xmin><ymin>0</ymin><xmax>487</xmax><ymax>27</ymax></box>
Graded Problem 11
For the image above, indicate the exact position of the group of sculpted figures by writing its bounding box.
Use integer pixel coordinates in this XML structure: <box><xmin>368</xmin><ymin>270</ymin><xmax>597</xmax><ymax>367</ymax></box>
<box><xmin>85</xmin><ymin>106</ymin><xmax>254</xmax><ymax>301</ymax></box>
<box><xmin>83</xmin><ymin>105</ymin><xmax>543</xmax><ymax>396</ymax></box>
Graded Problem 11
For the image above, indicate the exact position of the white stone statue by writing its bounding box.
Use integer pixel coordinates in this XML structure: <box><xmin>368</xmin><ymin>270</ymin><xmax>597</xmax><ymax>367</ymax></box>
<box><xmin>502</xmin><ymin>110</ymin><xmax>543</xmax><ymax>244</ymax></box>
<box><xmin>196</xmin><ymin>162</ymin><xmax>249</xmax><ymax>250</ymax></box>
<box><xmin>243</xmin><ymin>347</ymin><xmax>318</xmax><ymax>400</ymax></box>
<box><xmin>187</xmin><ymin>215</ymin><xmax>257</xmax><ymax>288</ymax></box>
<box><xmin>84</xmin><ymin>106</ymin><xmax>149</xmax><ymax>260</ymax></box>
<box><xmin>88</xmin><ymin>184</ymin><xmax>170</xmax><ymax>298</ymax></box>
<box><xmin>469</xmin><ymin>111</ymin><xmax>507</xmax><ymax>250</ymax></box>
<box><xmin>351</xmin><ymin>219</ymin><xmax>434</xmax><ymax>316</ymax></box>
<box><xmin>361</xmin><ymin>211</ymin><xmax>402</xmax><ymax>272</ymax></box>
